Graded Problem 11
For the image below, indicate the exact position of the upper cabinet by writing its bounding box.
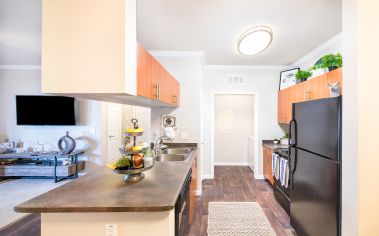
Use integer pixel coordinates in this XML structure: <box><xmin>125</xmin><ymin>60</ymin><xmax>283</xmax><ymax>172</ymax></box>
<box><xmin>41</xmin><ymin>0</ymin><xmax>179</xmax><ymax>107</ymax></box>
<box><xmin>278</xmin><ymin>68</ymin><xmax>343</xmax><ymax>124</ymax></box>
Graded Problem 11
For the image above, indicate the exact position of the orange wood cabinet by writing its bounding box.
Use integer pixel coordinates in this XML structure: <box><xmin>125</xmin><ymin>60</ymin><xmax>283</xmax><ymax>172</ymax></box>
<box><xmin>278</xmin><ymin>68</ymin><xmax>343</xmax><ymax>124</ymax></box>
<box><xmin>263</xmin><ymin>146</ymin><xmax>274</xmax><ymax>186</ymax></box>
<box><xmin>189</xmin><ymin>154</ymin><xmax>198</xmax><ymax>223</ymax></box>
<box><xmin>137</xmin><ymin>43</ymin><xmax>180</xmax><ymax>106</ymax></box>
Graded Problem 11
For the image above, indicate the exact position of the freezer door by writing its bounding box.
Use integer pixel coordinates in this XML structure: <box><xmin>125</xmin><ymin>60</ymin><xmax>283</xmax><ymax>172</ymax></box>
<box><xmin>291</xmin><ymin>149</ymin><xmax>340</xmax><ymax>236</ymax></box>
<box><xmin>293</xmin><ymin>97</ymin><xmax>341</xmax><ymax>161</ymax></box>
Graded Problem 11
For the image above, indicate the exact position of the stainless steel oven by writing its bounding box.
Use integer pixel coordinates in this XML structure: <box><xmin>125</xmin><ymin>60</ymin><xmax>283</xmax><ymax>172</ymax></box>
<box><xmin>175</xmin><ymin>169</ymin><xmax>192</xmax><ymax>236</ymax></box>
<box><xmin>273</xmin><ymin>148</ymin><xmax>291</xmax><ymax>215</ymax></box>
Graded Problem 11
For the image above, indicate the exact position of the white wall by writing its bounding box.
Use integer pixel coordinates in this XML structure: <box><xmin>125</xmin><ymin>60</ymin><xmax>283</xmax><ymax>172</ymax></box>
<box><xmin>214</xmin><ymin>94</ymin><xmax>254</xmax><ymax>165</ymax></box>
<box><xmin>293</xmin><ymin>33</ymin><xmax>343</xmax><ymax>70</ymax></box>
<box><xmin>0</xmin><ymin>69</ymin><xmax>105</xmax><ymax>169</ymax></box>
<box><xmin>150</xmin><ymin>56</ymin><xmax>203</xmax><ymax>144</ymax></box>
<box><xmin>203</xmin><ymin>67</ymin><xmax>285</xmax><ymax>178</ymax></box>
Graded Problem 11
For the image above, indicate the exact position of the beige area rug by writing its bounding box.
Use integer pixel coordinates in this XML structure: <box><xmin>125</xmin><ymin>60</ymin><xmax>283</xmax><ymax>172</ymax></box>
<box><xmin>0</xmin><ymin>178</ymin><xmax>71</xmax><ymax>229</ymax></box>
<box><xmin>208</xmin><ymin>202</ymin><xmax>276</xmax><ymax>236</ymax></box>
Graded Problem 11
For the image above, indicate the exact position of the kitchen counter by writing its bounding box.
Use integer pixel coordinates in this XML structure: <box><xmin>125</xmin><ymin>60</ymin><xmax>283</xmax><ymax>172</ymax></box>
<box><xmin>262</xmin><ymin>140</ymin><xmax>289</xmax><ymax>150</ymax></box>
<box><xmin>14</xmin><ymin>147</ymin><xmax>197</xmax><ymax>213</ymax></box>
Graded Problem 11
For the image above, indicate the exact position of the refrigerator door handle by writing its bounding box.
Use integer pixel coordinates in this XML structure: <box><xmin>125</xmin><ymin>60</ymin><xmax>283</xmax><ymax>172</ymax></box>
<box><xmin>288</xmin><ymin>119</ymin><xmax>297</xmax><ymax>146</ymax></box>
<box><xmin>291</xmin><ymin>147</ymin><xmax>297</xmax><ymax>191</ymax></box>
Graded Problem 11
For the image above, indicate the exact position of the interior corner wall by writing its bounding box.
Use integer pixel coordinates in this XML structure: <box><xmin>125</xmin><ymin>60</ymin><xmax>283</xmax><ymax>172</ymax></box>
<box><xmin>0</xmin><ymin>69</ymin><xmax>105</xmax><ymax>170</ymax></box>
<box><xmin>202</xmin><ymin>68</ymin><xmax>284</xmax><ymax>179</ymax></box>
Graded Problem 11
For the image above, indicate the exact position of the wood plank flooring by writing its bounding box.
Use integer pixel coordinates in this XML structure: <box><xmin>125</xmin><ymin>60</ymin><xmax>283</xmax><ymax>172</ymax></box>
<box><xmin>0</xmin><ymin>166</ymin><xmax>295</xmax><ymax>236</ymax></box>
<box><xmin>189</xmin><ymin>166</ymin><xmax>296</xmax><ymax>236</ymax></box>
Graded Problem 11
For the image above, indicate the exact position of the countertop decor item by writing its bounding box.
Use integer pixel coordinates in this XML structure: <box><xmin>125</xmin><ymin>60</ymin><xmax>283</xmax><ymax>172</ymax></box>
<box><xmin>295</xmin><ymin>70</ymin><xmax>313</xmax><ymax>83</ymax></box>
<box><xmin>58</xmin><ymin>131</ymin><xmax>76</xmax><ymax>154</ymax></box>
<box><xmin>279</xmin><ymin>68</ymin><xmax>299</xmax><ymax>90</ymax></box>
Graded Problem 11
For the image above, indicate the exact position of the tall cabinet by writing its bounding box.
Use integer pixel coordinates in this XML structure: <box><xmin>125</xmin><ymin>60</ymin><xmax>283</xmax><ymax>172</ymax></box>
<box><xmin>41</xmin><ymin>0</ymin><xmax>180</xmax><ymax>107</ymax></box>
<box><xmin>278</xmin><ymin>68</ymin><xmax>343</xmax><ymax>124</ymax></box>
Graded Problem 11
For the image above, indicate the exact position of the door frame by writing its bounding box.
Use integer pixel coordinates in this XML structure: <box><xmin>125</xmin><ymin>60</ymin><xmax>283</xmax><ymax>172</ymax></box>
<box><xmin>210</xmin><ymin>92</ymin><xmax>259</xmax><ymax>179</ymax></box>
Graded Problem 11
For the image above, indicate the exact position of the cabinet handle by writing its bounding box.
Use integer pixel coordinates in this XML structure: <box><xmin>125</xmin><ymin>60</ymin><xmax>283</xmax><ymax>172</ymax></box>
<box><xmin>305</xmin><ymin>90</ymin><xmax>312</xmax><ymax>100</ymax></box>
<box><xmin>172</xmin><ymin>95</ymin><xmax>177</xmax><ymax>104</ymax></box>
<box><xmin>153</xmin><ymin>83</ymin><xmax>160</xmax><ymax>99</ymax></box>
<box><xmin>157</xmin><ymin>83</ymin><xmax>160</xmax><ymax>100</ymax></box>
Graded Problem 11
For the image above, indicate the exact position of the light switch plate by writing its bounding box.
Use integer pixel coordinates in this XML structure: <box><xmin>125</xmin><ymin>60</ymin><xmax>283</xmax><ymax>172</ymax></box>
<box><xmin>105</xmin><ymin>224</ymin><xmax>118</xmax><ymax>236</ymax></box>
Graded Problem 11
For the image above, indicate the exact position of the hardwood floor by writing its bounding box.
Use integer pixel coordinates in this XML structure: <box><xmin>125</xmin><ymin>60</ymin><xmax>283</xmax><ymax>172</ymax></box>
<box><xmin>0</xmin><ymin>166</ymin><xmax>295</xmax><ymax>236</ymax></box>
<box><xmin>0</xmin><ymin>213</ymin><xmax>40</xmax><ymax>236</ymax></box>
<box><xmin>189</xmin><ymin>166</ymin><xmax>296</xmax><ymax>236</ymax></box>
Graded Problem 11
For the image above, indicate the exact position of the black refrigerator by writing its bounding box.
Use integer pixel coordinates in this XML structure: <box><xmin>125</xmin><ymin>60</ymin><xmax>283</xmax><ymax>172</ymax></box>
<box><xmin>289</xmin><ymin>96</ymin><xmax>341</xmax><ymax>236</ymax></box>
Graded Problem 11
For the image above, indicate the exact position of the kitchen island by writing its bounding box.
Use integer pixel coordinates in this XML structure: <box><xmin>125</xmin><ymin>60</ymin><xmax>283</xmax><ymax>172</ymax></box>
<box><xmin>15</xmin><ymin>148</ymin><xmax>197</xmax><ymax>236</ymax></box>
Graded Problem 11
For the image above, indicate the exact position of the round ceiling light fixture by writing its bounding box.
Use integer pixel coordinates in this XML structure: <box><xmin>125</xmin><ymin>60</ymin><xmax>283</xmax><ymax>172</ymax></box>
<box><xmin>237</xmin><ymin>26</ymin><xmax>273</xmax><ymax>55</ymax></box>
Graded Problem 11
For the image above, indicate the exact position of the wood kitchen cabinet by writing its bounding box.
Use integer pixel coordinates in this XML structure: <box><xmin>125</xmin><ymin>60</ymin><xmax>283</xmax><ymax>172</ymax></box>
<box><xmin>137</xmin><ymin>44</ymin><xmax>180</xmax><ymax>106</ymax></box>
<box><xmin>278</xmin><ymin>68</ymin><xmax>343</xmax><ymax>124</ymax></box>
<box><xmin>42</xmin><ymin>0</ymin><xmax>180</xmax><ymax>107</ymax></box>
<box><xmin>263</xmin><ymin>146</ymin><xmax>274</xmax><ymax>186</ymax></box>
<box><xmin>189</xmin><ymin>154</ymin><xmax>198</xmax><ymax>223</ymax></box>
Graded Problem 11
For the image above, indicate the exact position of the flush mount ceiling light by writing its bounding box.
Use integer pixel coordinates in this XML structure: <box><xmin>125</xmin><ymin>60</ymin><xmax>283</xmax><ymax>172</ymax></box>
<box><xmin>237</xmin><ymin>26</ymin><xmax>273</xmax><ymax>55</ymax></box>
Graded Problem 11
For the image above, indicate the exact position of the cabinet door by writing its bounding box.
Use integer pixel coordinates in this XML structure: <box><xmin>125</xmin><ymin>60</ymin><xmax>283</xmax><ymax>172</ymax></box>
<box><xmin>137</xmin><ymin>43</ymin><xmax>154</xmax><ymax>99</ymax></box>
<box><xmin>263</xmin><ymin>146</ymin><xmax>274</xmax><ymax>185</ymax></box>
<box><xmin>189</xmin><ymin>156</ymin><xmax>198</xmax><ymax>223</ymax></box>
<box><xmin>285</xmin><ymin>86</ymin><xmax>296</xmax><ymax>123</ymax></box>
<box><xmin>304</xmin><ymin>74</ymin><xmax>329</xmax><ymax>100</ymax></box>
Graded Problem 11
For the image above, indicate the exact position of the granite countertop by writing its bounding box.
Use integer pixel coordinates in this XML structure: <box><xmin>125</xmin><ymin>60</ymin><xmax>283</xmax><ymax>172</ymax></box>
<box><xmin>262</xmin><ymin>140</ymin><xmax>289</xmax><ymax>150</ymax></box>
<box><xmin>14</xmin><ymin>147</ymin><xmax>197</xmax><ymax>213</ymax></box>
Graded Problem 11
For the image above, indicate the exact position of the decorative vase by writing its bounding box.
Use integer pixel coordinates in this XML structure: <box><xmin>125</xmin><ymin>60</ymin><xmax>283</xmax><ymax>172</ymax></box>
<box><xmin>58</xmin><ymin>131</ymin><xmax>76</xmax><ymax>154</ymax></box>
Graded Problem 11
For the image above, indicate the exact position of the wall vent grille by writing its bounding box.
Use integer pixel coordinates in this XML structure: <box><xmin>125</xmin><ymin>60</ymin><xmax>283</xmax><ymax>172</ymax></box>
<box><xmin>225</xmin><ymin>74</ymin><xmax>247</xmax><ymax>85</ymax></box>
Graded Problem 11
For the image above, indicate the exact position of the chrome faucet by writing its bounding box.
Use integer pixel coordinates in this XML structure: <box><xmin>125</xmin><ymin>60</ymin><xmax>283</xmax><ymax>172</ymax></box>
<box><xmin>153</xmin><ymin>135</ymin><xmax>173</xmax><ymax>156</ymax></box>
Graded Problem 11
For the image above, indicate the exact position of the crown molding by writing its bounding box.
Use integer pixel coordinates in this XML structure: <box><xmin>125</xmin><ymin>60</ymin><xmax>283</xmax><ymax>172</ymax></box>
<box><xmin>292</xmin><ymin>32</ymin><xmax>343</xmax><ymax>67</ymax></box>
<box><xmin>205</xmin><ymin>64</ymin><xmax>290</xmax><ymax>71</ymax></box>
<box><xmin>0</xmin><ymin>65</ymin><xmax>41</xmax><ymax>70</ymax></box>
<box><xmin>148</xmin><ymin>50</ymin><xmax>205</xmax><ymax>58</ymax></box>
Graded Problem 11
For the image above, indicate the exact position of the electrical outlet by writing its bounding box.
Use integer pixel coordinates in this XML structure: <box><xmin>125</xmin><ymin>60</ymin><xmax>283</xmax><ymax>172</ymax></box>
<box><xmin>105</xmin><ymin>224</ymin><xmax>118</xmax><ymax>236</ymax></box>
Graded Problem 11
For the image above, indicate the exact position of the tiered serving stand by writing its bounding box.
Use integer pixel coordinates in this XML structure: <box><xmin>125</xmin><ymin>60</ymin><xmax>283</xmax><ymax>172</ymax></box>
<box><xmin>114</xmin><ymin>118</ymin><xmax>153</xmax><ymax>182</ymax></box>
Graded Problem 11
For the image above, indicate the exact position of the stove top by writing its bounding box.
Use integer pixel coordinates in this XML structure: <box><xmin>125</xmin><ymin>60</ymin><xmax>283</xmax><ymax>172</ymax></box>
<box><xmin>276</xmin><ymin>148</ymin><xmax>289</xmax><ymax>157</ymax></box>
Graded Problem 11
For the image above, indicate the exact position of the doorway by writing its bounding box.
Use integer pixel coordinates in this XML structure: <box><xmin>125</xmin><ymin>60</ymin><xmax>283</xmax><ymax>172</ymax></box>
<box><xmin>211</xmin><ymin>93</ymin><xmax>258</xmax><ymax>177</ymax></box>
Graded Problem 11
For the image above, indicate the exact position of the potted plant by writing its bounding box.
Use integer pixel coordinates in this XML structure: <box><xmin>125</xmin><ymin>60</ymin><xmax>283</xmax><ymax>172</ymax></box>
<box><xmin>310</xmin><ymin>53</ymin><xmax>343</xmax><ymax>72</ymax></box>
<box><xmin>295</xmin><ymin>70</ymin><xmax>313</xmax><ymax>83</ymax></box>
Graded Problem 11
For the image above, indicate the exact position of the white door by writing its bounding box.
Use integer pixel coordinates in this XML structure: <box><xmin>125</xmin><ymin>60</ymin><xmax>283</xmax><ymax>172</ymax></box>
<box><xmin>214</xmin><ymin>94</ymin><xmax>255</xmax><ymax>165</ymax></box>
<box><xmin>107</xmin><ymin>103</ymin><xmax>122</xmax><ymax>163</ymax></box>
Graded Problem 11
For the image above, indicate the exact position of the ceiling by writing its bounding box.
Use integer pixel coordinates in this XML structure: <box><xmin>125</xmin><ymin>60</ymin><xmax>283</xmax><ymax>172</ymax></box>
<box><xmin>0</xmin><ymin>0</ymin><xmax>341</xmax><ymax>66</ymax></box>
<box><xmin>0</xmin><ymin>0</ymin><xmax>41</xmax><ymax>65</ymax></box>
<box><xmin>137</xmin><ymin>0</ymin><xmax>342</xmax><ymax>65</ymax></box>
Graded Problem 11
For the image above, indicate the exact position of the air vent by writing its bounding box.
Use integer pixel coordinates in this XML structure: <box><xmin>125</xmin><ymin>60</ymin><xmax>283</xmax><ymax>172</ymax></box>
<box><xmin>225</xmin><ymin>74</ymin><xmax>246</xmax><ymax>85</ymax></box>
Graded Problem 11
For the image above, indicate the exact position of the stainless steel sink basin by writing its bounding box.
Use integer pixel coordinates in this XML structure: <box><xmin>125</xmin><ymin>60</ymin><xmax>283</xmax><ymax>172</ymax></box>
<box><xmin>155</xmin><ymin>154</ymin><xmax>189</xmax><ymax>162</ymax></box>
<box><xmin>161</xmin><ymin>148</ymin><xmax>192</xmax><ymax>155</ymax></box>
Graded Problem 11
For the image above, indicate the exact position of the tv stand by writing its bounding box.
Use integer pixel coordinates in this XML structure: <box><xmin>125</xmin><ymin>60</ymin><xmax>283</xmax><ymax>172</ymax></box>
<box><xmin>0</xmin><ymin>150</ymin><xmax>85</xmax><ymax>182</ymax></box>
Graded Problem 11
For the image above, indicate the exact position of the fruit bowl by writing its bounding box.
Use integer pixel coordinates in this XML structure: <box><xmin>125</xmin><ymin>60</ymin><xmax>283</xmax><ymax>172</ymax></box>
<box><xmin>119</xmin><ymin>147</ymin><xmax>147</xmax><ymax>155</ymax></box>
<box><xmin>113</xmin><ymin>161</ymin><xmax>154</xmax><ymax>182</ymax></box>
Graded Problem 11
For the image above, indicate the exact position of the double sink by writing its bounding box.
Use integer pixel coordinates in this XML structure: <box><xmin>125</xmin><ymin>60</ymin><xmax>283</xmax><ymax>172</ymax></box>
<box><xmin>154</xmin><ymin>148</ymin><xmax>193</xmax><ymax>162</ymax></box>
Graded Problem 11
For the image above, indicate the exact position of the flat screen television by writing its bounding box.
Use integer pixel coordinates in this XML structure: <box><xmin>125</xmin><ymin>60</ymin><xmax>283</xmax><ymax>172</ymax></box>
<box><xmin>16</xmin><ymin>95</ymin><xmax>76</xmax><ymax>125</ymax></box>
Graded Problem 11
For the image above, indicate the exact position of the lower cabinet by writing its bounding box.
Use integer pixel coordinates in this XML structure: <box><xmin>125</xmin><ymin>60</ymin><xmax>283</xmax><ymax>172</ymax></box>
<box><xmin>263</xmin><ymin>146</ymin><xmax>274</xmax><ymax>186</ymax></box>
<box><xmin>189</xmin><ymin>155</ymin><xmax>198</xmax><ymax>223</ymax></box>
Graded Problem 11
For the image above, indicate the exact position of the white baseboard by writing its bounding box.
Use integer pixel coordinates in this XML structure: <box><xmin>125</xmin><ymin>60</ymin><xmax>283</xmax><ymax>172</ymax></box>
<box><xmin>254</xmin><ymin>174</ymin><xmax>265</xmax><ymax>179</ymax></box>
<box><xmin>201</xmin><ymin>174</ymin><xmax>213</xmax><ymax>180</ymax></box>
<box><xmin>214</xmin><ymin>162</ymin><xmax>249</xmax><ymax>166</ymax></box>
